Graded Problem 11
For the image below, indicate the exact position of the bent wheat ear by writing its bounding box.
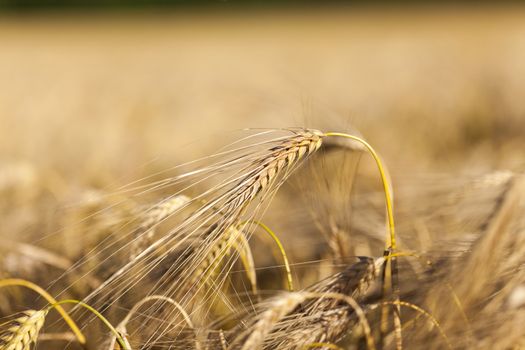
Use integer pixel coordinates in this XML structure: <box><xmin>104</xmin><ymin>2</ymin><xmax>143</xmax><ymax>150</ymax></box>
<box><xmin>232</xmin><ymin>279</ymin><xmax>379</xmax><ymax>350</ymax></box>
<box><xmin>85</xmin><ymin>129</ymin><xmax>323</xmax><ymax>294</ymax></box>
<box><xmin>156</xmin><ymin>130</ymin><xmax>323</xmax><ymax>292</ymax></box>
<box><xmin>140</xmin><ymin>195</ymin><xmax>192</xmax><ymax>230</ymax></box>
<box><xmin>224</xmin><ymin>129</ymin><xmax>323</xmax><ymax>213</ymax></box>
<box><xmin>0</xmin><ymin>310</ymin><xmax>47</xmax><ymax>350</ymax></box>
<box><xmin>260</xmin><ymin>257</ymin><xmax>383</xmax><ymax>350</ymax></box>
<box><xmin>77</xmin><ymin>129</ymin><xmax>325</xmax><ymax>347</ymax></box>
<box><xmin>238</xmin><ymin>292</ymin><xmax>307</xmax><ymax>350</ymax></box>
<box><xmin>131</xmin><ymin>194</ymin><xmax>192</xmax><ymax>258</ymax></box>
<box><xmin>182</xmin><ymin>131</ymin><xmax>323</xmax><ymax>308</ymax></box>
<box><xmin>0</xmin><ymin>279</ymin><xmax>85</xmax><ymax>345</ymax></box>
<box><xmin>192</xmin><ymin>226</ymin><xmax>245</xmax><ymax>288</ymax></box>
<box><xmin>196</xmin><ymin>225</ymin><xmax>258</xmax><ymax>294</ymax></box>
<box><xmin>230</xmin><ymin>230</ymin><xmax>257</xmax><ymax>295</ymax></box>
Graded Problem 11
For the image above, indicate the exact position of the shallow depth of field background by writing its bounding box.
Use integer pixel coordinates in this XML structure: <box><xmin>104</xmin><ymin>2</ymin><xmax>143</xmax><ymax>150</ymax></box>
<box><xmin>2</xmin><ymin>2</ymin><xmax>525</xmax><ymax>258</ymax></box>
<box><xmin>2</xmin><ymin>3</ymin><xmax>525</xmax><ymax>183</ymax></box>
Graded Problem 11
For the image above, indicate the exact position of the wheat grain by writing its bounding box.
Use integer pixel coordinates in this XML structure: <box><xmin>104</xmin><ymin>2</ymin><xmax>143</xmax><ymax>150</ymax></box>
<box><xmin>237</xmin><ymin>292</ymin><xmax>307</xmax><ymax>350</ymax></box>
<box><xmin>130</xmin><ymin>194</ymin><xmax>191</xmax><ymax>258</ymax></box>
<box><xmin>262</xmin><ymin>257</ymin><xmax>383</xmax><ymax>349</ymax></box>
<box><xmin>0</xmin><ymin>310</ymin><xmax>47</xmax><ymax>350</ymax></box>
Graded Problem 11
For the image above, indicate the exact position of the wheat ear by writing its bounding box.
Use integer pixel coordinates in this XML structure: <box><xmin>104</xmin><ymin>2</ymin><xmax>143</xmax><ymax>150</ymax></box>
<box><xmin>238</xmin><ymin>292</ymin><xmax>307</xmax><ymax>350</ymax></box>
<box><xmin>171</xmin><ymin>130</ymin><xmax>324</xmax><ymax>311</ymax></box>
<box><xmin>130</xmin><ymin>194</ymin><xmax>191</xmax><ymax>258</ymax></box>
<box><xmin>224</xmin><ymin>129</ymin><xmax>324</xmax><ymax>213</ymax></box>
<box><xmin>0</xmin><ymin>278</ymin><xmax>85</xmax><ymax>345</ymax></box>
<box><xmin>264</xmin><ymin>258</ymin><xmax>383</xmax><ymax>349</ymax></box>
<box><xmin>82</xmin><ymin>129</ymin><xmax>323</xmax><ymax>310</ymax></box>
<box><xmin>0</xmin><ymin>310</ymin><xmax>47</xmax><ymax>350</ymax></box>
<box><xmin>234</xmin><ymin>290</ymin><xmax>376</xmax><ymax>350</ymax></box>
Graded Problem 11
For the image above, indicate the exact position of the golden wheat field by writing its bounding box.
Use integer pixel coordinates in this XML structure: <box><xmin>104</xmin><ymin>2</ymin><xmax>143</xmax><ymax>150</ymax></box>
<box><xmin>1</xmin><ymin>4</ymin><xmax>525</xmax><ymax>350</ymax></box>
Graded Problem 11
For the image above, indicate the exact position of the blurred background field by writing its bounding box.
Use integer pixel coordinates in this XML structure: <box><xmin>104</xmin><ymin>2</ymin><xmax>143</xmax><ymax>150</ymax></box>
<box><xmin>2</xmin><ymin>2</ymin><xmax>525</xmax><ymax>258</ymax></box>
<box><xmin>1</xmin><ymin>3</ymin><xmax>525</xmax><ymax>184</ymax></box>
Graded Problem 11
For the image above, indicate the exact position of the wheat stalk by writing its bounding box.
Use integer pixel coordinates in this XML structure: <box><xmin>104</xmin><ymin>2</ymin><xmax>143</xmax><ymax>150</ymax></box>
<box><xmin>0</xmin><ymin>279</ymin><xmax>85</xmax><ymax>345</ymax></box>
<box><xmin>49</xmin><ymin>299</ymin><xmax>130</xmax><ymax>350</ymax></box>
<box><xmin>243</xmin><ymin>220</ymin><xmax>294</xmax><ymax>291</ymax></box>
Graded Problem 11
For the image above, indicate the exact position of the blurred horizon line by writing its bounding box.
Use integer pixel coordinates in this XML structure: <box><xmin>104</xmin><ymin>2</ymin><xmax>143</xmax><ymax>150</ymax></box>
<box><xmin>1</xmin><ymin>0</ymin><xmax>524</xmax><ymax>14</ymax></box>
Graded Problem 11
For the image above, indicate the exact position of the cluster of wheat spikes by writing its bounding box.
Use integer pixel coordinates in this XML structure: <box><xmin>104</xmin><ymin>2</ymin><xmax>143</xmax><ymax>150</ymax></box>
<box><xmin>1</xmin><ymin>128</ymin><xmax>524</xmax><ymax>349</ymax></box>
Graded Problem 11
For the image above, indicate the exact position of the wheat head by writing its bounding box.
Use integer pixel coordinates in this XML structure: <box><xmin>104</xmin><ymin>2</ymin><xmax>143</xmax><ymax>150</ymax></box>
<box><xmin>0</xmin><ymin>310</ymin><xmax>47</xmax><ymax>350</ymax></box>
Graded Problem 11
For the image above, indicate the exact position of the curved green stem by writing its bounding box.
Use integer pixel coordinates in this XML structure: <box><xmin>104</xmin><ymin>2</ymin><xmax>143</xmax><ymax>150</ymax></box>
<box><xmin>48</xmin><ymin>299</ymin><xmax>130</xmax><ymax>350</ymax></box>
<box><xmin>240</xmin><ymin>220</ymin><xmax>294</xmax><ymax>291</ymax></box>
<box><xmin>381</xmin><ymin>301</ymin><xmax>452</xmax><ymax>350</ymax></box>
<box><xmin>119</xmin><ymin>295</ymin><xmax>200</xmax><ymax>350</ymax></box>
<box><xmin>323</xmin><ymin>132</ymin><xmax>396</xmax><ymax>251</ymax></box>
<box><xmin>0</xmin><ymin>278</ymin><xmax>86</xmax><ymax>345</ymax></box>
<box><xmin>323</xmin><ymin>132</ymin><xmax>400</xmax><ymax>349</ymax></box>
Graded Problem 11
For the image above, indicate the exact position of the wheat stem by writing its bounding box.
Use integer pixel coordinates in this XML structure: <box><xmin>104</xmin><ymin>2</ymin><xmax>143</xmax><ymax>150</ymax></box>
<box><xmin>386</xmin><ymin>252</ymin><xmax>471</xmax><ymax>331</ymax></box>
<box><xmin>49</xmin><ymin>299</ymin><xmax>130</xmax><ymax>350</ymax></box>
<box><xmin>380</xmin><ymin>301</ymin><xmax>452</xmax><ymax>350</ymax></box>
<box><xmin>117</xmin><ymin>295</ymin><xmax>201</xmax><ymax>350</ymax></box>
<box><xmin>0</xmin><ymin>278</ymin><xmax>86</xmax><ymax>345</ymax></box>
<box><xmin>241</xmin><ymin>220</ymin><xmax>294</xmax><ymax>291</ymax></box>
<box><xmin>323</xmin><ymin>132</ymin><xmax>400</xmax><ymax>349</ymax></box>
<box><xmin>323</xmin><ymin>132</ymin><xmax>395</xmax><ymax>250</ymax></box>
